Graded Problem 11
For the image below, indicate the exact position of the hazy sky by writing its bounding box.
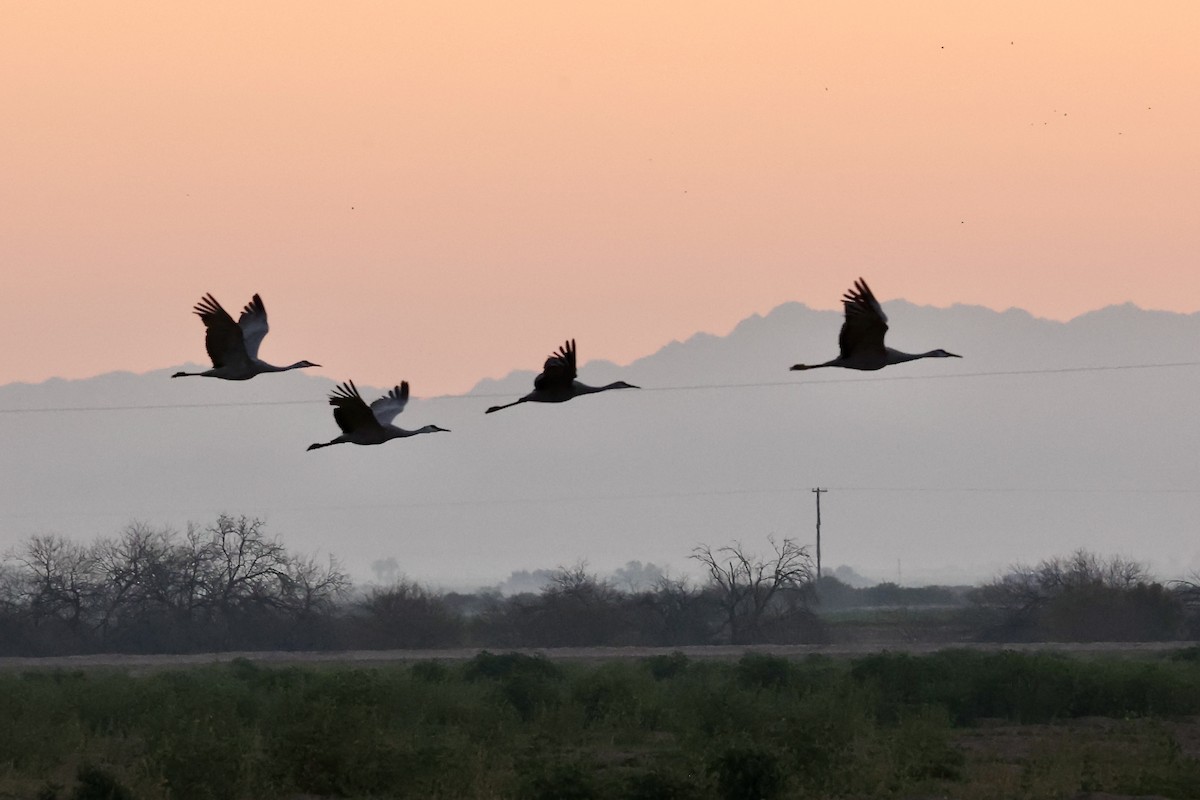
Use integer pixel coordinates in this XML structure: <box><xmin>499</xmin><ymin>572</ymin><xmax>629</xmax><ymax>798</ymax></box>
<box><xmin>3</xmin><ymin>2</ymin><xmax>1197</xmax><ymax>394</ymax></box>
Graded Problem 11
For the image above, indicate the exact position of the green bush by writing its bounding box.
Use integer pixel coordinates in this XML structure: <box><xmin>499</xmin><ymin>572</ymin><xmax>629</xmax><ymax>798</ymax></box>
<box><xmin>643</xmin><ymin>651</ymin><xmax>689</xmax><ymax>681</ymax></box>
<box><xmin>735</xmin><ymin>652</ymin><xmax>793</xmax><ymax>690</ymax></box>
<box><xmin>4</xmin><ymin>652</ymin><xmax>1200</xmax><ymax>799</ymax></box>
<box><xmin>463</xmin><ymin>650</ymin><xmax>563</xmax><ymax>682</ymax></box>
<box><xmin>621</xmin><ymin>768</ymin><xmax>703</xmax><ymax>800</ymax></box>
<box><xmin>520</xmin><ymin>758</ymin><xmax>598</xmax><ymax>800</ymax></box>
<box><xmin>572</xmin><ymin>664</ymin><xmax>644</xmax><ymax>726</ymax></box>
<box><xmin>70</xmin><ymin>766</ymin><xmax>134</xmax><ymax>800</ymax></box>
<box><xmin>1168</xmin><ymin>644</ymin><xmax>1200</xmax><ymax>662</ymax></box>
<box><xmin>849</xmin><ymin>649</ymin><xmax>1200</xmax><ymax>724</ymax></box>
<box><xmin>411</xmin><ymin>659</ymin><xmax>452</xmax><ymax>682</ymax></box>
<box><xmin>710</xmin><ymin>744</ymin><xmax>786</xmax><ymax>800</ymax></box>
<box><xmin>891</xmin><ymin>707</ymin><xmax>964</xmax><ymax>782</ymax></box>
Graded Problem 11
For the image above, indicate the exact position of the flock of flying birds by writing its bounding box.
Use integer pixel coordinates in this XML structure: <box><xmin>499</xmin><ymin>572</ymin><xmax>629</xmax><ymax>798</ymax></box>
<box><xmin>171</xmin><ymin>278</ymin><xmax>962</xmax><ymax>451</ymax></box>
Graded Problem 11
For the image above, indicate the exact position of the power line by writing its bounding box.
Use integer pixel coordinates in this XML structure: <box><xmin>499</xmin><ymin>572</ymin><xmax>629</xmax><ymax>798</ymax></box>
<box><xmin>0</xmin><ymin>399</ymin><xmax>323</xmax><ymax>415</ymax></box>
<box><xmin>635</xmin><ymin>360</ymin><xmax>1200</xmax><ymax>391</ymax></box>
<box><xmin>826</xmin><ymin>486</ymin><xmax>1200</xmax><ymax>495</ymax></box>
<box><xmin>0</xmin><ymin>487</ymin><xmax>805</xmax><ymax>520</ymax></box>
<box><xmin>2</xmin><ymin>484</ymin><xmax>1198</xmax><ymax>522</ymax></box>
<box><xmin>3</xmin><ymin>360</ymin><xmax>1200</xmax><ymax>416</ymax></box>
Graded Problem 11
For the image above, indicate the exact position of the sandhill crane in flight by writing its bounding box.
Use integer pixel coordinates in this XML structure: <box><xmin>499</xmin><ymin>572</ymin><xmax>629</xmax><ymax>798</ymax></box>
<box><xmin>485</xmin><ymin>339</ymin><xmax>638</xmax><ymax>414</ymax></box>
<box><xmin>307</xmin><ymin>380</ymin><xmax>449</xmax><ymax>450</ymax></box>
<box><xmin>790</xmin><ymin>278</ymin><xmax>961</xmax><ymax>372</ymax></box>
<box><xmin>171</xmin><ymin>293</ymin><xmax>319</xmax><ymax>380</ymax></box>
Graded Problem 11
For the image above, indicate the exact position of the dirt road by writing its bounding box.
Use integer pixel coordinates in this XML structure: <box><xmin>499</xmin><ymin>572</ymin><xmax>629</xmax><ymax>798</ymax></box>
<box><xmin>2</xmin><ymin>640</ymin><xmax>1195</xmax><ymax>671</ymax></box>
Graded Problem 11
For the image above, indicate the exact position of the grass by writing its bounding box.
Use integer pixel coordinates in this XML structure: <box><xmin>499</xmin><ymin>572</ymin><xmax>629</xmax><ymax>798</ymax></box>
<box><xmin>0</xmin><ymin>650</ymin><xmax>1198</xmax><ymax>798</ymax></box>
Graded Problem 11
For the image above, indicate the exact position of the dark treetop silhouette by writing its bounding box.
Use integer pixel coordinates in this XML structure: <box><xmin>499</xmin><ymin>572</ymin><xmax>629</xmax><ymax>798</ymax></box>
<box><xmin>790</xmin><ymin>278</ymin><xmax>961</xmax><ymax>371</ymax></box>
<box><xmin>308</xmin><ymin>380</ymin><xmax>449</xmax><ymax>450</ymax></box>
<box><xmin>485</xmin><ymin>339</ymin><xmax>639</xmax><ymax>413</ymax></box>
<box><xmin>171</xmin><ymin>293</ymin><xmax>319</xmax><ymax>380</ymax></box>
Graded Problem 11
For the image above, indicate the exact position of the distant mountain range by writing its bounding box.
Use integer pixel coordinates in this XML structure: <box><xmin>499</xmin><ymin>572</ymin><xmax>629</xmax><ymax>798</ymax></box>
<box><xmin>3</xmin><ymin>300</ymin><xmax>1199</xmax><ymax>588</ymax></box>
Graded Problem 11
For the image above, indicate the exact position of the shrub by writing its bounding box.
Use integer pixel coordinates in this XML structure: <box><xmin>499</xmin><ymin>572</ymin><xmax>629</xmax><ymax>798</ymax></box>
<box><xmin>736</xmin><ymin>652</ymin><xmax>793</xmax><ymax>690</ymax></box>
<box><xmin>710</xmin><ymin>744</ymin><xmax>786</xmax><ymax>800</ymax></box>
<box><xmin>572</xmin><ymin>664</ymin><xmax>643</xmax><ymax>725</ymax></box>
<box><xmin>411</xmin><ymin>659</ymin><xmax>451</xmax><ymax>682</ymax></box>
<box><xmin>971</xmin><ymin>550</ymin><xmax>1186</xmax><ymax>642</ymax></box>
<box><xmin>1168</xmin><ymin>645</ymin><xmax>1200</xmax><ymax>663</ymax></box>
<box><xmin>70</xmin><ymin>766</ymin><xmax>134</xmax><ymax>800</ymax></box>
<box><xmin>644</xmin><ymin>651</ymin><xmax>689</xmax><ymax>681</ymax></box>
<box><xmin>622</xmin><ymin>768</ymin><xmax>703</xmax><ymax>800</ymax></box>
<box><xmin>891</xmin><ymin>707</ymin><xmax>964</xmax><ymax>782</ymax></box>
<box><xmin>463</xmin><ymin>650</ymin><xmax>563</xmax><ymax>682</ymax></box>
<box><xmin>354</xmin><ymin>579</ymin><xmax>464</xmax><ymax>648</ymax></box>
<box><xmin>520</xmin><ymin>758</ymin><xmax>598</xmax><ymax>800</ymax></box>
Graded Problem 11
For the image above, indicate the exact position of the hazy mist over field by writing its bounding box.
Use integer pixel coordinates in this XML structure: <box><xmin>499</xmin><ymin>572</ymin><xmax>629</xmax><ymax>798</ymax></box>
<box><xmin>3</xmin><ymin>299</ymin><xmax>1199</xmax><ymax>588</ymax></box>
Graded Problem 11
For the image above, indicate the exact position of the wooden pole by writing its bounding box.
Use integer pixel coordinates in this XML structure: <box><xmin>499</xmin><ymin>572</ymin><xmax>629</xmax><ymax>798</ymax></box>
<box><xmin>812</xmin><ymin>487</ymin><xmax>827</xmax><ymax>579</ymax></box>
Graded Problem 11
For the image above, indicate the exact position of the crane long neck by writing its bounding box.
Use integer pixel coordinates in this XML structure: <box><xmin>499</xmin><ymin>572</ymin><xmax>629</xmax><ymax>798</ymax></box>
<box><xmin>259</xmin><ymin>361</ymin><xmax>302</xmax><ymax>373</ymax></box>
<box><xmin>888</xmin><ymin>349</ymin><xmax>939</xmax><ymax>364</ymax></box>
<box><xmin>388</xmin><ymin>425</ymin><xmax>445</xmax><ymax>438</ymax></box>
<box><xmin>486</xmin><ymin>397</ymin><xmax>528</xmax><ymax>414</ymax></box>
<box><xmin>577</xmin><ymin>381</ymin><xmax>635</xmax><ymax>394</ymax></box>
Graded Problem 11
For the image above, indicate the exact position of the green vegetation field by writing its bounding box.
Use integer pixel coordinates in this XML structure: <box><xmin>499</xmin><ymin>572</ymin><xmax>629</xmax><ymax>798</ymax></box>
<box><xmin>4</xmin><ymin>649</ymin><xmax>1200</xmax><ymax>799</ymax></box>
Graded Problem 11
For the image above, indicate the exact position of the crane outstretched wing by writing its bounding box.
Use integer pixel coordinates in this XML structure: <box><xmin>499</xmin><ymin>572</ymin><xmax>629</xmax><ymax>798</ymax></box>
<box><xmin>534</xmin><ymin>339</ymin><xmax>577</xmax><ymax>391</ymax></box>
<box><xmin>370</xmin><ymin>381</ymin><xmax>410</xmax><ymax>426</ymax></box>
<box><xmin>192</xmin><ymin>294</ymin><xmax>249</xmax><ymax>369</ymax></box>
<box><xmin>328</xmin><ymin>381</ymin><xmax>382</xmax><ymax>435</ymax></box>
<box><xmin>238</xmin><ymin>294</ymin><xmax>270</xmax><ymax>360</ymax></box>
<box><xmin>838</xmin><ymin>278</ymin><xmax>888</xmax><ymax>359</ymax></box>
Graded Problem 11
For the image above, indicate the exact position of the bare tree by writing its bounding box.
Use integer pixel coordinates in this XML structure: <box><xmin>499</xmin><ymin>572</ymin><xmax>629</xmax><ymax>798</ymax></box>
<box><xmin>90</xmin><ymin>522</ymin><xmax>176</xmax><ymax>641</ymax></box>
<box><xmin>644</xmin><ymin>574</ymin><xmax>716</xmax><ymax>645</ymax></box>
<box><xmin>280</xmin><ymin>554</ymin><xmax>351</xmax><ymax>618</ymax></box>
<box><xmin>971</xmin><ymin>549</ymin><xmax>1181</xmax><ymax>642</ymax></box>
<box><xmin>691</xmin><ymin>537</ymin><xmax>816</xmax><ymax>644</ymax></box>
<box><xmin>974</xmin><ymin>549</ymin><xmax>1152</xmax><ymax>620</ymax></box>
<box><xmin>0</xmin><ymin>564</ymin><xmax>22</xmax><ymax>614</ymax></box>
<box><xmin>13</xmin><ymin>535</ymin><xmax>97</xmax><ymax>633</ymax></box>
<box><xmin>1172</xmin><ymin>572</ymin><xmax>1200</xmax><ymax>605</ymax></box>
<box><xmin>0</xmin><ymin>516</ymin><xmax>351</xmax><ymax>654</ymax></box>
<box><xmin>202</xmin><ymin>515</ymin><xmax>290</xmax><ymax>615</ymax></box>
<box><xmin>150</xmin><ymin>523</ymin><xmax>217</xmax><ymax>624</ymax></box>
<box><xmin>356</xmin><ymin>578</ymin><xmax>462</xmax><ymax>648</ymax></box>
<box><xmin>544</xmin><ymin>562</ymin><xmax>620</xmax><ymax>604</ymax></box>
<box><xmin>527</xmin><ymin>562</ymin><xmax>626</xmax><ymax>645</ymax></box>
<box><xmin>1035</xmin><ymin>550</ymin><xmax>1148</xmax><ymax>592</ymax></box>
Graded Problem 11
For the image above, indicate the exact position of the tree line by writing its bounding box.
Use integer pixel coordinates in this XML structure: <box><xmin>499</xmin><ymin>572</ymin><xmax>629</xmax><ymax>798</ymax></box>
<box><xmin>1</xmin><ymin>516</ymin><xmax>1197</xmax><ymax>656</ymax></box>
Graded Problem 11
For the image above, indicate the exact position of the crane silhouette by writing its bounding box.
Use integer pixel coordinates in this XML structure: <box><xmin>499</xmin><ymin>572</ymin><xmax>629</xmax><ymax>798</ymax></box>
<box><xmin>791</xmin><ymin>279</ymin><xmax>961</xmax><ymax>371</ymax></box>
<box><xmin>307</xmin><ymin>380</ymin><xmax>448</xmax><ymax>450</ymax></box>
<box><xmin>485</xmin><ymin>339</ymin><xmax>638</xmax><ymax>414</ymax></box>
<box><xmin>171</xmin><ymin>293</ymin><xmax>319</xmax><ymax>380</ymax></box>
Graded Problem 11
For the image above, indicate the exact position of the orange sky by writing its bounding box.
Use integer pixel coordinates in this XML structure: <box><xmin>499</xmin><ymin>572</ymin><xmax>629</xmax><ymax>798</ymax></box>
<box><xmin>2</xmin><ymin>2</ymin><xmax>1198</xmax><ymax>394</ymax></box>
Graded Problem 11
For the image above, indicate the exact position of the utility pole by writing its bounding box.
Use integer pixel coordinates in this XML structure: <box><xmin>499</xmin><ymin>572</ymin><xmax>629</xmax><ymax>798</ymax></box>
<box><xmin>811</xmin><ymin>487</ymin><xmax>827</xmax><ymax>579</ymax></box>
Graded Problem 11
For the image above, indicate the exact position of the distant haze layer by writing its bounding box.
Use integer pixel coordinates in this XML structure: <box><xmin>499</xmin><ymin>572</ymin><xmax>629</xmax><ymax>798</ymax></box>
<box><xmin>2</xmin><ymin>300</ymin><xmax>1198</xmax><ymax>588</ymax></box>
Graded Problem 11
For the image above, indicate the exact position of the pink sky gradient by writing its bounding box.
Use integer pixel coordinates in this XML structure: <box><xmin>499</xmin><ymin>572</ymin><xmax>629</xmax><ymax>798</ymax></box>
<box><xmin>3</xmin><ymin>2</ymin><xmax>1198</xmax><ymax>395</ymax></box>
